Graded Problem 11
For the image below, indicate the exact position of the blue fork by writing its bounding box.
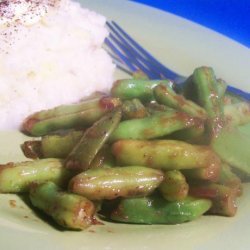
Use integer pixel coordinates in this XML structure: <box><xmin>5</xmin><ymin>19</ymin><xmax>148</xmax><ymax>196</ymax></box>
<box><xmin>105</xmin><ymin>21</ymin><xmax>250</xmax><ymax>101</ymax></box>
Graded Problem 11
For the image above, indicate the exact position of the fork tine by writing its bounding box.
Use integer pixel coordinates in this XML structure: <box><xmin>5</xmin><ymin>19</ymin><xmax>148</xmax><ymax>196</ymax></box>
<box><xmin>106</xmin><ymin>23</ymin><xmax>160</xmax><ymax>79</ymax></box>
<box><xmin>107</xmin><ymin>50</ymin><xmax>133</xmax><ymax>76</ymax></box>
<box><xmin>106</xmin><ymin>38</ymin><xmax>156</xmax><ymax>77</ymax></box>
<box><xmin>107</xmin><ymin>22</ymin><xmax>170</xmax><ymax>79</ymax></box>
<box><xmin>110</xmin><ymin>21</ymin><xmax>182</xmax><ymax>80</ymax></box>
<box><xmin>106</xmin><ymin>21</ymin><xmax>250</xmax><ymax>100</ymax></box>
<box><xmin>105</xmin><ymin>37</ymin><xmax>137</xmax><ymax>72</ymax></box>
<box><xmin>108</xmin><ymin>34</ymin><xmax>157</xmax><ymax>78</ymax></box>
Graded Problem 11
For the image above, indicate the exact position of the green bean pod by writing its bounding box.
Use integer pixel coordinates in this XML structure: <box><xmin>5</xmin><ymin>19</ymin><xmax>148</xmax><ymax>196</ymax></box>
<box><xmin>216</xmin><ymin>79</ymin><xmax>227</xmax><ymax>99</ymax></box>
<box><xmin>110</xmin><ymin>195</ymin><xmax>212</xmax><ymax>224</ymax></box>
<box><xmin>182</xmin><ymin>160</ymin><xmax>221</xmax><ymax>182</ymax></box>
<box><xmin>111</xmin><ymin>79</ymin><xmax>172</xmax><ymax>101</ymax></box>
<box><xmin>224</xmin><ymin>102</ymin><xmax>250</xmax><ymax>126</ymax></box>
<box><xmin>159</xmin><ymin>170</ymin><xmax>189</xmax><ymax>201</ymax></box>
<box><xmin>153</xmin><ymin>84</ymin><xmax>207</xmax><ymax>120</ymax></box>
<box><xmin>30</xmin><ymin>182</ymin><xmax>95</xmax><ymax>230</ymax></box>
<box><xmin>88</xmin><ymin>144</ymin><xmax>115</xmax><ymax>169</ymax></box>
<box><xmin>212</xmin><ymin>127</ymin><xmax>250</xmax><ymax>175</ymax></box>
<box><xmin>22</xmin><ymin>97</ymin><xmax>121</xmax><ymax>136</ymax></box>
<box><xmin>192</xmin><ymin>66</ymin><xmax>224</xmax><ymax>138</ymax></box>
<box><xmin>112</xmin><ymin>139</ymin><xmax>221</xmax><ymax>170</ymax></box>
<box><xmin>169</xmin><ymin>122</ymin><xmax>205</xmax><ymax>142</ymax></box>
<box><xmin>21</xmin><ymin>140</ymin><xmax>43</xmax><ymax>159</ymax></box>
<box><xmin>146</xmin><ymin>102</ymin><xmax>174</xmax><ymax>114</ymax></box>
<box><xmin>0</xmin><ymin>159</ymin><xmax>73</xmax><ymax>193</ymax></box>
<box><xmin>218</xmin><ymin>163</ymin><xmax>242</xmax><ymax>196</ymax></box>
<box><xmin>21</xmin><ymin>130</ymin><xmax>84</xmax><ymax>159</ymax></box>
<box><xmin>189</xmin><ymin>183</ymin><xmax>238</xmax><ymax>217</ymax></box>
<box><xmin>41</xmin><ymin>130</ymin><xmax>83</xmax><ymax>158</ymax></box>
<box><xmin>178</xmin><ymin>75</ymin><xmax>198</xmax><ymax>101</ymax></box>
<box><xmin>68</xmin><ymin>166</ymin><xmax>164</xmax><ymax>200</ymax></box>
<box><xmin>110</xmin><ymin>111</ymin><xmax>203</xmax><ymax>141</ymax></box>
<box><xmin>26</xmin><ymin>96</ymin><xmax>104</xmax><ymax>121</ymax></box>
<box><xmin>65</xmin><ymin>109</ymin><xmax>122</xmax><ymax>171</ymax></box>
<box><xmin>122</xmin><ymin>99</ymin><xmax>148</xmax><ymax>120</ymax></box>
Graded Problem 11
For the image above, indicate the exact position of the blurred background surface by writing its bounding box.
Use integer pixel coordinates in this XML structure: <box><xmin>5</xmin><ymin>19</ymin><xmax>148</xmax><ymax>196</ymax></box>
<box><xmin>130</xmin><ymin>0</ymin><xmax>250</xmax><ymax>48</ymax></box>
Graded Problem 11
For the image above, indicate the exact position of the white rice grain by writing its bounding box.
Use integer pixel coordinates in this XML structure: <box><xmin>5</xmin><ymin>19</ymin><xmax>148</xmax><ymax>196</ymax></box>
<box><xmin>0</xmin><ymin>0</ymin><xmax>115</xmax><ymax>129</ymax></box>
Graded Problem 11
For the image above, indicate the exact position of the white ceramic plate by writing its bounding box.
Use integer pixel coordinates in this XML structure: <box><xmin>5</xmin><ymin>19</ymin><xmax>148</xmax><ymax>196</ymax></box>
<box><xmin>0</xmin><ymin>1</ymin><xmax>250</xmax><ymax>249</ymax></box>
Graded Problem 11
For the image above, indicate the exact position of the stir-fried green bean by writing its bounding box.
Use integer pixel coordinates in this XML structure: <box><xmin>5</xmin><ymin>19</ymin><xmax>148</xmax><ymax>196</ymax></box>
<box><xmin>218</xmin><ymin>163</ymin><xmax>242</xmax><ymax>196</ymax></box>
<box><xmin>112</xmin><ymin>139</ymin><xmax>221</xmax><ymax>170</ymax></box>
<box><xmin>169</xmin><ymin>122</ymin><xmax>205</xmax><ymax>142</ymax></box>
<box><xmin>30</xmin><ymin>182</ymin><xmax>95</xmax><ymax>230</ymax></box>
<box><xmin>88</xmin><ymin>144</ymin><xmax>115</xmax><ymax>169</ymax></box>
<box><xmin>69</xmin><ymin>166</ymin><xmax>164</xmax><ymax>200</ymax></box>
<box><xmin>110</xmin><ymin>111</ymin><xmax>203</xmax><ymax>141</ymax></box>
<box><xmin>182</xmin><ymin>161</ymin><xmax>220</xmax><ymax>182</ymax></box>
<box><xmin>219</xmin><ymin>164</ymin><xmax>242</xmax><ymax>188</ymax></box>
<box><xmin>216</xmin><ymin>79</ymin><xmax>227</xmax><ymax>99</ymax></box>
<box><xmin>212</xmin><ymin>127</ymin><xmax>250</xmax><ymax>175</ymax></box>
<box><xmin>192</xmin><ymin>67</ymin><xmax>224</xmax><ymax>138</ymax></box>
<box><xmin>146</xmin><ymin>102</ymin><xmax>174</xmax><ymax>114</ymax></box>
<box><xmin>65</xmin><ymin>109</ymin><xmax>121</xmax><ymax>171</ymax></box>
<box><xmin>111</xmin><ymin>79</ymin><xmax>172</xmax><ymax>101</ymax></box>
<box><xmin>21</xmin><ymin>130</ymin><xmax>84</xmax><ymax>159</ymax></box>
<box><xmin>22</xmin><ymin>96</ymin><xmax>121</xmax><ymax>136</ymax></box>
<box><xmin>21</xmin><ymin>140</ymin><xmax>43</xmax><ymax>159</ymax></box>
<box><xmin>224</xmin><ymin>102</ymin><xmax>250</xmax><ymax>126</ymax></box>
<box><xmin>159</xmin><ymin>170</ymin><xmax>189</xmax><ymax>201</ymax></box>
<box><xmin>153</xmin><ymin>84</ymin><xmax>207</xmax><ymax>120</ymax></box>
<box><xmin>26</xmin><ymin>96</ymin><xmax>104</xmax><ymax>121</ymax></box>
<box><xmin>110</xmin><ymin>195</ymin><xmax>212</xmax><ymax>224</ymax></box>
<box><xmin>1</xmin><ymin>65</ymin><xmax>249</xmax><ymax>230</ymax></box>
<box><xmin>189</xmin><ymin>183</ymin><xmax>238</xmax><ymax>217</ymax></box>
<box><xmin>0</xmin><ymin>159</ymin><xmax>73</xmax><ymax>193</ymax></box>
<box><xmin>122</xmin><ymin>98</ymin><xmax>148</xmax><ymax>119</ymax></box>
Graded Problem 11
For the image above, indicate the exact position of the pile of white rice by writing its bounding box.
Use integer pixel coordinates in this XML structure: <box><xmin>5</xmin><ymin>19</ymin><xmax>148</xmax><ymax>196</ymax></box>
<box><xmin>0</xmin><ymin>0</ymin><xmax>115</xmax><ymax>129</ymax></box>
